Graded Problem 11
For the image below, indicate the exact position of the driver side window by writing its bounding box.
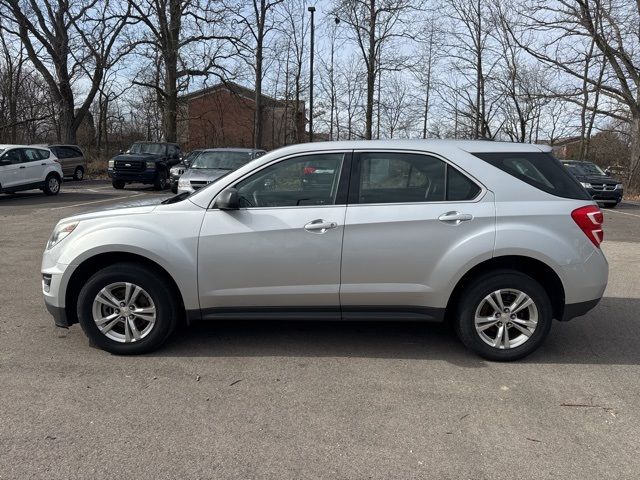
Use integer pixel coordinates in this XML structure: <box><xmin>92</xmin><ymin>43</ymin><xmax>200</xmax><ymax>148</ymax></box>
<box><xmin>235</xmin><ymin>153</ymin><xmax>344</xmax><ymax>208</ymax></box>
<box><xmin>1</xmin><ymin>149</ymin><xmax>24</xmax><ymax>165</ymax></box>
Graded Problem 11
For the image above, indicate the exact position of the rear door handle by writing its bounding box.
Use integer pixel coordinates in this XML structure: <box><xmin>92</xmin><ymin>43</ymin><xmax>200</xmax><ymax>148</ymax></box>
<box><xmin>19</xmin><ymin>166</ymin><xmax>25</xmax><ymax>169</ymax></box>
<box><xmin>438</xmin><ymin>211</ymin><xmax>473</xmax><ymax>225</ymax></box>
<box><xmin>304</xmin><ymin>219</ymin><xmax>338</xmax><ymax>233</ymax></box>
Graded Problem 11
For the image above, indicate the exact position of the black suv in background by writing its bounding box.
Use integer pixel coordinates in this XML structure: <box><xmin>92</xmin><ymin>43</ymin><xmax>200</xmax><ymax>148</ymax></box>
<box><xmin>108</xmin><ymin>142</ymin><xmax>182</xmax><ymax>190</ymax></box>
<box><xmin>562</xmin><ymin>160</ymin><xmax>624</xmax><ymax>208</ymax></box>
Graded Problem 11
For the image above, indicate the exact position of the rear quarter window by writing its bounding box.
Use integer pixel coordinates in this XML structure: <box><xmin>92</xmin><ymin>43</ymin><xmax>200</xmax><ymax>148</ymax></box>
<box><xmin>472</xmin><ymin>152</ymin><xmax>590</xmax><ymax>200</ymax></box>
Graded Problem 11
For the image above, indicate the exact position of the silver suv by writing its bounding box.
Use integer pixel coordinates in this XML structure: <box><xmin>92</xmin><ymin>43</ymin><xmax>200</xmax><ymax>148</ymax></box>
<box><xmin>41</xmin><ymin>140</ymin><xmax>608</xmax><ymax>361</ymax></box>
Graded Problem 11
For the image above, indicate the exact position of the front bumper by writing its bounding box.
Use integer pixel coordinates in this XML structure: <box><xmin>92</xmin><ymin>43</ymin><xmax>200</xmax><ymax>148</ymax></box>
<box><xmin>586</xmin><ymin>188</ymin><xmax>623</xmax><ymax>203</ymax></box>
<box><xmin>108</xmin><ymin>169</ymin><xmax>157</xmax><ymax>183</ymax></box>
<box><xmin>45</xmin><ymin>300</ymin><xmax>70</xmax><ymax>327</ymax></box>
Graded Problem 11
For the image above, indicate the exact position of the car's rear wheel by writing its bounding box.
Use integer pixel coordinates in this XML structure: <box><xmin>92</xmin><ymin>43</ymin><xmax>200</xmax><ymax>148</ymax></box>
<box><xmin>454</xmin><ymin>270</ymin><xmax>552</xmax><ymax>361</ymax></box>
<box><xmin>73</xmin><ymin>166</ymin><xmax>84</xmax><ymax>181</ymax></box>
<box><xmin>43</xmin><ymin>174</ymin><xmax>61</xmax><ymax>195</ymax></box>
<box><xmin>112</xmin><ymin>179</ymin><xmax>125</xmax><ymax>189</ymax></box>
<box><xmin>77</xmin><ymin>263</ymin><xmax>178</xmax><ymax>354</ymax></box>
<box><xmin>154</xmin><ymin>169</ymin><xmax>168</xmax><ymax>190</ymax></box>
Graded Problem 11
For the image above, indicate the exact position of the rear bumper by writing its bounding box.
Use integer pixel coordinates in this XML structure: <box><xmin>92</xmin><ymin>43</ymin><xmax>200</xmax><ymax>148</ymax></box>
<box><xmin>561</xmin><ymin>298</ymin><xmax>601</xmax><ymax>321</ymax></box>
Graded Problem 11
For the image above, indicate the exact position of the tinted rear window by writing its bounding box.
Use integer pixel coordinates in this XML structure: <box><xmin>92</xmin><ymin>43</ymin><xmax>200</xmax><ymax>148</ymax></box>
<box><xmin>472</xmin><ymin>152</ymin><xmax>590</xmax><ymax>200</ymax></box>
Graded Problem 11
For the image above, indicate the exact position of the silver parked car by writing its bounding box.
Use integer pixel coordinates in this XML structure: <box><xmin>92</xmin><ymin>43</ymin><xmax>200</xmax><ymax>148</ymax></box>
<box><xmin>42</xmin><ymin>140</ymin><xmax>608</xmax><ymax>361</ymax></box>
<box><xmin>177</xmin><ymin>148</ymin><xmax>265</xmax><ymax>194</ymax></box>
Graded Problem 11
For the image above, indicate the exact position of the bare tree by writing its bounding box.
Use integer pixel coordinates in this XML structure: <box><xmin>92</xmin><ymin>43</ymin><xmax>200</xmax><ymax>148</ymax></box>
<box><xmin>510</xmin><ymin>0</ymin><xmax>640</xmax><ymax>185</ymax></box>
<box><xmin>231</xmin><ymin>0</ymin><xmax>285</xmax><ymax>149</ymax></box>
<box><xmin>0</xmin><ymin>0</ymin><xmax>133</xmax><ymax>143</ymax></box>
<box><xmin>331</xmin><ymin>0</ymin><xmax>417</xmax><ymax>140</ymax></box>
<box><xmin>444</xmin><ymin>0</ymin><xmax>498</xmax><ymax>139</ymax></box>
<box><xmin>276</xmin><ymin>0</ymin><xmax>308</xmax><ymax>144</ymax></box>
<box><xmin>130</xmin><ymin>0</ymin><xmax>233</xmax><ymax>143</ymax></box>
<box><xmin>411</xmin><ymin>19</ymin><xmax>440</xmax><ymax>139</ymax></box>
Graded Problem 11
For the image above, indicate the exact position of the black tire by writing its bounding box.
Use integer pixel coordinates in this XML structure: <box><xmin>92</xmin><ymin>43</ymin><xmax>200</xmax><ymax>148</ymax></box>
<box><xmin>43</xmin><ymin>173</ymin><xmax>61</xmax><ymax>195</ymax></box>
<box><xmin>171</xmin><ymin>184</ymin><xmax>178</xmax><ymax>194</ymax></box>
<box><xmin>454</xmin><ymin>270</ymin><xmax>553</xmax><ymax>361</ymax></box>
<box><xmin>112</xmin><ymin>179</ymin><xmax>125</xmax><ymax>190</ymax></box>
<box><xmin>77</xmin><ymin>263</ymin><xmax>178</xmax><ymax>355</ymax></box>
<box><xmin>154</xmin><ymin>169</ymin><xmax>168</xmax><ymax>190</ymax></box>
<box><xmin>73</xmin><ymin>166</ymin><xmax>84</xmax><ymax>181</ymax></box>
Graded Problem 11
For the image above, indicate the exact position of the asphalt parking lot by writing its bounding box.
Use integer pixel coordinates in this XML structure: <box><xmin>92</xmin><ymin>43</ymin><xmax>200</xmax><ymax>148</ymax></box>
<box><xmin>1</xmin><ymin>182</ymin><xmax>640</xmax><ymax>479</ymax></box>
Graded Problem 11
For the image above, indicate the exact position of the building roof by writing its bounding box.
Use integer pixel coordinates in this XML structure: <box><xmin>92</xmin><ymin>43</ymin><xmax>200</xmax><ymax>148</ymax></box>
<box><xmin>179</xmin><ymin>81</ymin><xmax>291</xmax><ymax>108</ymax></box>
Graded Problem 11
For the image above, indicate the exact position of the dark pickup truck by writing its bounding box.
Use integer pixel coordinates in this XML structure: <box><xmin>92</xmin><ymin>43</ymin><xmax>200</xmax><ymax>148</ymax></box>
<box><xmin>108</xmin><ymin>142</ymin><xmax>182</xmax><ymax>190</ymax></box>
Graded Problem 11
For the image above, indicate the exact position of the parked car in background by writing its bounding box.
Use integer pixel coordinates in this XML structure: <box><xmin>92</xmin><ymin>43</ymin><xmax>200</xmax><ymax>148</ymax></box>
<box><xmin>0</xmin><ymin>145</ymin><xmax>62</xmax><ymax>195</ymax></box>
<box><xmin>42</xmin><ymin>140</ymin><xmax>607</xmax><ymax>361</ymax></box>
<box><xmin>170</xmin><ymin>149</ymin><xmax>203</xmax><ymax>193</ymax></box>
<box><xmin>562</xmin><ymin>160</ymin><xmax>623</xmax><ymax>208</ymax></box>
<box><xmin>47</xmin><ymin>145</ymin><xmax>86</xmax><ymax>181</ymax></box>
<box><xmin>108</xmin><ymin>141</ymin><xmax>182</xmax><ymax>190</ymax></box>
<box><xmin>177</xmin><ymin>148</ymin><xmax>265</xmax><ymax>194</ymax></box>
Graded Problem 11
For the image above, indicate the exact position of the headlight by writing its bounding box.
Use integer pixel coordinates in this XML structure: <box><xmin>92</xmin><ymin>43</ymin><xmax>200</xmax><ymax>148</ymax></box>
<box><xmin>146</xmin><ymin>161</ymin><xmax>156</xmax><ymax>169</ymax></box>
<box><xmin>580</xmin><ymin>182</ymin><xmax>592</xmax><ymax>189</ymax></box>
<box><xmin>178</xmin><ymin>177</ymin><xmax>192</xmax><ymax>189</ymax></box>
<box><xmin>615</xmin><ymin>183</ymin><xmax>623</xmax><ymax>190</ymax></box>
<box><xmin>108</xmin><ymin>160</ymin><xmax>114</xmax><ymax>168</ymax></box>
<box><xmin>46</xmin><ymin>222</ymin><xmax>79</xmax><ymax>250</ymax></box>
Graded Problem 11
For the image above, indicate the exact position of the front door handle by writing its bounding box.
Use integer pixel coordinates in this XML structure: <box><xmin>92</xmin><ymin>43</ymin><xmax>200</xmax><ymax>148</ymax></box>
<box><xmin>438</xmin><ymin>211</ymin><xmax>473</xmax><ymax>225</ymax></box>
<box><xmin>304</xmin><ymin>219</ymin><xmax>338</xmax><ymax>233</ymax></box>
<box><xmin>19</xmin><ymin>166</ymin><xmax>26</xmax><ymax>169</ymax></box>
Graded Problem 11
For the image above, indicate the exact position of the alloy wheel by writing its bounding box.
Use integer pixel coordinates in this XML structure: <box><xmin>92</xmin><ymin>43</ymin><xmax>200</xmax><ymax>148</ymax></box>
<box><xmin>91</xmin><ymin>282</ymin><xmax>156</xmax><ymax>343</ymax></box>
<box><xmin>474</xmin><ymin>288</ymin><xmax>538</xmax><ymax>349</ymax></box>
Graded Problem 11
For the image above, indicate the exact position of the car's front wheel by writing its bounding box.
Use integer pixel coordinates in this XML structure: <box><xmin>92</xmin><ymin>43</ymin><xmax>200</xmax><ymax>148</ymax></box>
<box><xmin>154</xmin><ymin>169</ymin><xmax>168</xmax><ymax>190</ymax></box>
<box><xmin>77</xmin><ymin>263</ymin><xmax>178</xmax><ymax>354</ymax></box>
<box><xmin>454</xmin><ymin>270</ymin><xmax>552</xmax><ymax>361</ymax></box>
<box><xmin>112</xmin><ymin>179</ymin><xmax>125</xmax><ymax>189</ymax></box>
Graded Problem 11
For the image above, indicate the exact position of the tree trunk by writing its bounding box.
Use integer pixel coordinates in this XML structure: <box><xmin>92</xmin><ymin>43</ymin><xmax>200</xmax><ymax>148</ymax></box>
<box><xmin>164</xmin><ymin>51</ymin><xmax>178</xmax><ymax>143</ymax></box>
<box><xmin>365</xmin><ymin>0</ymin><xmax>376</xmax><ymax>140</ymax></box>
<box><xmin>254</xmin><ymin>50</ymin><xmax>263</xmax><ymax>148</ymax></box>
<box><xmin>630</xmin><ymin>114</ymin><xmax>640</xmax><ymax>188</ymax></box>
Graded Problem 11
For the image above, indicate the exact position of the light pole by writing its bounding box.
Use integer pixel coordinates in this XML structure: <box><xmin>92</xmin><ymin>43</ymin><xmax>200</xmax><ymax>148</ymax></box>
<box><xmin>308</xmin><ymin>5</ymin><xmax>315</xmax><ymax>142</ymax></box>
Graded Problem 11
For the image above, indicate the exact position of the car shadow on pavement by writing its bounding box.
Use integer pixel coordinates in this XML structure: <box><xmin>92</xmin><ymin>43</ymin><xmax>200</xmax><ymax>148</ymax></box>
<box><xmin>151</xmin><ymin>297</ymin><xmax>640</xmax><ymax>367</ymax></box>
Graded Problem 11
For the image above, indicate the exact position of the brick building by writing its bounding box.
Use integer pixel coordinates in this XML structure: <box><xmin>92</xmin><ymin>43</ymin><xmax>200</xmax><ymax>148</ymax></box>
<box><xmin>177</xmin><ymin>82</ymin><xmax>306</xmax><ymax>151</ymax></box>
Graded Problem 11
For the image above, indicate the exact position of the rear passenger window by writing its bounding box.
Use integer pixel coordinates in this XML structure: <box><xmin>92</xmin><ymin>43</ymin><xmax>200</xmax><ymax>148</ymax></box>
<box><xmin>356</xmin><ymin>152</ymin><xmax>481</xmax><ymax>204</ymax></box>
<box><xmin>23</xmin><ymin>148</ymin><xmax>49</xmax><ymax>161</ymax></box>
<box><xmin>358</xmin><ymin>153</ymin><xmax>446</xmax><ymax>203</ymax></box>
<box><xmin>472</xmin><ymin>152</ymin><xmax>590</xmax><ymax>200</ymax></box>
<box><xmin>447</xmin><ymin>166</ymin><xmax>481</xmax><ymax>201</ymax></box>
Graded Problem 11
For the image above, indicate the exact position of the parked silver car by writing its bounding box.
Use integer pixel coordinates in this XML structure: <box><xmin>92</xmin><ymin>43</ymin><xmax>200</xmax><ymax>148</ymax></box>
<box><xmin>177</xmin><ymin>148</ymin><xmax>265</xmax><ymax>194</ymax></box>
<box><xmin>42</xmin><ymin>140</ymin><xmax>608</xmax><ymax>360</ymax></box>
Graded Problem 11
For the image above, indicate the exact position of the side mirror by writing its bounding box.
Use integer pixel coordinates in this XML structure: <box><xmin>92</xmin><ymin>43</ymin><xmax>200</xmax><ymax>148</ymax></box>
<box><xmin>214</xmin><ymin>188</ymin><xmax>240</xmax><ymax>210</ymax></box>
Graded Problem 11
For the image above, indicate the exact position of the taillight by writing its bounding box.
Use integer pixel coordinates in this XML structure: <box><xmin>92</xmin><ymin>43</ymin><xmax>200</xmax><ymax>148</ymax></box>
<box><xmin>303</xmin><ymin>166</ymin><xmax>316</xmax><ymax>175</ymax></box>
<box><xmin>571</xmin><ymin>205</ymin><xmax>604</xmax><ymax>247</ymax></box>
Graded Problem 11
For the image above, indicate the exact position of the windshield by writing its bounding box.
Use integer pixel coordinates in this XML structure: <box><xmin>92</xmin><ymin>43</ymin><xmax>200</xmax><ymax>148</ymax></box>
<box><xmin>128</xmin><ymin>143</ymin><xmax>166</xmax><ymax>155</ymax></box>
<box><xmin>565</xmin><ymin>162</ymin><xmax>606</xmax><ymax>176</ymax></box>
<box><xmin>191</xmin><ymin>151</ymin><xmax>253</xmax><ymax>170</ymax></box>
<box><xmin>183</xmin><ymin>150</ymin><xmax>203</xmax><ymax>164</ymax></box>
